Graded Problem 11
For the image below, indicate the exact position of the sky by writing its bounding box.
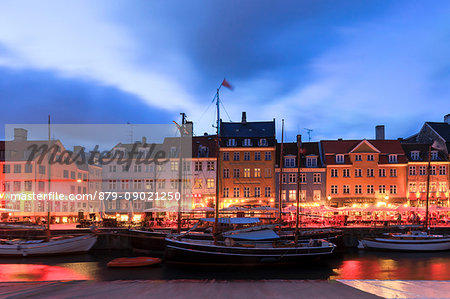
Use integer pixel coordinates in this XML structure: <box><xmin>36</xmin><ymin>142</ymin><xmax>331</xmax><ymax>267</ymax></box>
<box><xmin>0</xmin><ymin>0</ymin><xmax>449</xmax><ymax>142</ymax></box>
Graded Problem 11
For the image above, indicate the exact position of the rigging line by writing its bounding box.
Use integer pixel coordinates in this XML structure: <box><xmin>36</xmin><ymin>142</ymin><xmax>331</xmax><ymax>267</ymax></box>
<box><xmin>220</xmin><ymin>100</ymin><xmax>232</xmax><ymax>122</ymax></box>
<box><xmin>195</xmin><ymin>93</ymin><xmax>217</xmax><ymax>126</ymax></box>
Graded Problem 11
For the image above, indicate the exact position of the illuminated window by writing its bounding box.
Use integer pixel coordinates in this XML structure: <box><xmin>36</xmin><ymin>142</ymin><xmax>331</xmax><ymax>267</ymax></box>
<box><xmin>244</xmin><ymin>168</ymin><xmax>251</xmax><ymax>178</ymax></box>
<box><xmin>207</xmin><ymin>161</ymin><xmax>215</xmax><ymax>171</ymax></box>
<box><xmin>254</xmin><ymin>168</ymin><xmax>261</xmax><ymax>177</ymax></box>
<box><xmin>289</xmin><ymin>190</ymin><xmax>296</xmax><ymax>200</ymax></box>
<box><xmin>207</xmin><ymin>179</ymin><xmax>215</xmax><ymax>189</ymax></box>
<box><xmin>408</xmin><ymin>183</ymin><xmax>416</xmax><ymax>193</ymax></box>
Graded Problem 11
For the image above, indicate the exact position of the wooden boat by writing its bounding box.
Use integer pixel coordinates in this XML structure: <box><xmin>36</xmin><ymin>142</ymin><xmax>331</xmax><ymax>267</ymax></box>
<box><xmin>359</xmin><ymin>231</ymin><xmax>450</xmax><ymax>251</ymax></box>
<box><xmin>107</xmin><ymin>256</ymin><xmax>162</xmax><ymax>267</ymax></box>
<box><xmin>0</xmin><ymin>234</ymin><xmax>97</xmax><ymax>257</ymax></box>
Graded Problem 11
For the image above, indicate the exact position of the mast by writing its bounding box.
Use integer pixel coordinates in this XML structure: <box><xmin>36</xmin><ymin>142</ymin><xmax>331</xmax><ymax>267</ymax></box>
<box><xmin>278</xmin><ymin>120</ymin><xmax>284</xmax><ymax>229</ymax></box>
<box><xmin>47</xmin><ymin>115</ymin><xmax>51</xmax><ymax>234</ymax></box>
<box><xmin>424</xmin><ymin>144</ymin><xmax>432</xmax><ymax>231</ymax></box>
<box><xmin>295</xmin><ymin>135</ymin><xmax>302</xmax><ymax>244</ymax></box>
<box><xmin>214</xmin><ymin>87</ymin><xmax>221</xmax><ymax>241</ymax></box>
<box><xmin>177</xmin><ymin>113</ymin><xmax>186</xmax><ymax>233</ymax></box>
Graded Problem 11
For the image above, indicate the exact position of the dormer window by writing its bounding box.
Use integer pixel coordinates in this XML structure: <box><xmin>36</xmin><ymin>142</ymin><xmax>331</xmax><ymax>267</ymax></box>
<box><xmin>431</xmin><ymin>151</ymin><xmax>438</xmax><ymax>161</ymax></box>
<box><xmin>243</xmin><ymin>138</ymin><xmax>252</xmax><ymax>147</ymax></box>
<box><xmin>306</xmin><ymin>156</ymin><xmax>317</xmax><ymax>167</ymax></box>
<box><xmin>388</xmin><ymin>154</ymin><xmax>398</xmax><ymax>163</ymax></box>
<box><xmin>411</xmin><ymin>151</ymin><xmax>420</xmax><ymax>161</ymax></box>
<box><xmin>284</xmin><ymin>157</ymin><xmax>295</xmax><ymax>168</ymax></box>
<box><xmin>259</xmin><ymin>138</ymin><xmax>268</xmax><ymax>146</ymax></box>
<box><xmin>198</xmin><ymin>145</ymin><xmax>208</xmax><ymax>157</ymax></box>
<box><xmin>336</xmin><ymin>154</ymin><xmax>344</xmax><ymax>164</ymax></box>
<box><xmin>227</xmin><ymin>139</ymin><xmax>236</xmax><ymax>147</ymax></box>
<box><xmin>170</xmin><ymin>146</ymin><xmax>177</xmax><ymax>158</ymax></box>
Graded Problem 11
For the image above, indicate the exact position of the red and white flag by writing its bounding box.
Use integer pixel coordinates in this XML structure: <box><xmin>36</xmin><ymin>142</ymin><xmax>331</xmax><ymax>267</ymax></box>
<box><xmin>221</xmin><ymin>78</ymin><xmax>233</xmax><ymax>90</ymax></box>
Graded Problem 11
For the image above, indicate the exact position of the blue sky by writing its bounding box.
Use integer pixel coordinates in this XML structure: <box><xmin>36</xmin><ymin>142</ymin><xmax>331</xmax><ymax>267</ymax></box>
<box><xmin>0</xmin><ymin>0</ymin><xmax>449</xmax><ymax>142</ymax></box>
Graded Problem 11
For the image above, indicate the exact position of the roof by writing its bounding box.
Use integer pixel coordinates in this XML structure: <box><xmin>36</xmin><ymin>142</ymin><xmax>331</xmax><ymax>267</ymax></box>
<box><xmin>220</xmin><ymin>120</ymin><xmax>275</xmax><ymax>138</ymax></box>
<box><xmin>426</xmin><ymin>122</ymin><xmax>450</xmax><ymax>142</ymax></box>
<box><xmin>275</xmin><ymin>142</ymin><xmax>323</xmax><ymax>167</ymax></box>
<box><xmin>192</xmin><ymin>135</ymin><xmax>217</xmax><ymax>158</ymax></box>
<box><xmin>401</xmin><ymin>143</ymin><xmax>449</xmax><ymax>161</ymax></box>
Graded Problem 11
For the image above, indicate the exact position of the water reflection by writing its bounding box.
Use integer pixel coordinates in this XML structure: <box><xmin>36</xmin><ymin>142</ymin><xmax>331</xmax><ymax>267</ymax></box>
<box><xmin>0</xmin><ymin>264</ymin><xmax>90</xmax><ymax>282</ymax></box>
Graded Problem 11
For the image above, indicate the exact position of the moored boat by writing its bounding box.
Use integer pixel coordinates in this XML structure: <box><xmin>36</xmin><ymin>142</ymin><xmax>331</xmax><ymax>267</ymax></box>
<box><xmin>0</xmin><ymin>234</ymin><xmax>97</xmax><ymax>257</ymax></box>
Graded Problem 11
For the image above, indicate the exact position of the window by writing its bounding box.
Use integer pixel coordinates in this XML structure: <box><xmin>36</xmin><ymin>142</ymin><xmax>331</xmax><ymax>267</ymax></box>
<box><xmin>411</xmin><ymin>151</ymin><xmax>420</xmax><ymax>160</ymax></box>
<box><xmin>170</xmin><ymin>162</ymin><xmax>178</xmax><ymax>172</ymax></box>
<box><xmin>288</xmin><ymin>173</ymin><xmax>296</xmax><ymax>183</ymax></box>
<box><xmin>419</xmin><ymin>166</ymin><xmax>426</xmax><ymax>175</ymax></box>
<box><xmin>24</xmin><ymin>164</ymin><xmax>32</xmax><ymax>173</ymax></box>
<box><xmin>439</xmin><ymin>182</ymin><xmax>447</xmax><ymax>193</ymax></box>
<box><xmin>409</xmin><ymin>166</ymin><xmax>416</xmax><ymax>176</ymax></box>
<box><xmin>170</xmin><ymin>179</ymin><xmax>178</xmax><ymax>189</ymax></box>
<box><xmin>244</xmin><ymin>187</ymin><xmax>250</xmax><ymax>197</ymax></box>
<box><xmin>343</xmin><ymin>185</ymin><xmax>350</xmax><ymax>194</ymax></box>
<box><xmin>244</xmin><ymin>152</ymin><xmax>250</xmax><ymax>161</ymax></box>
<box><xmin>109</xmin><ymin>165</ymin><xmax>116</xmax><ymax>172</ymax></box>
<box><xmin>367</xmin><ymin>185</ymin><xmax>374</xmax><ymax>194</ymax></box>
<box><xmin>313</xmin><ymin>173</ymin><xmax>321</xmax><ymax>183</ymax></box>
<box><xmin>223</xmin><ymin>168</ymin><xmax>230</xmax><ymax>178</ymax></box>
<box><xmin>265</xmin><ymin>152</ymin><xmax>271</xmax><ymax>161</ymax></box>
<box><xmin>3</xmin><ymin>164</ymin><xmax>10</xmax><ymax>173</ymax></box>
<box><xmin>157</xmin><ymin>179</ymin><xmax>165</xmax><ymax>189</ymax></box>
<box><xmin>285</xmin><ymin>157</ymin><xmax>295</xmax><ymax>168</ymax></box>
<box><xmin>259</xmin><ymin>138</ymin><xmax>268</xmax><ymax>146</ymax></box>
<box><xmin>355</xmin><ymin>169</ymin><xmax>362</xmax><ymax>177</ymax></box>
<box><xmin>282</xmin><ymin>173</ymin><xmax>287</xmax><ymax>183</ymax></box>
<box><xmin>207</xmin><ymin>161</ymin><xmax>215</xmax><ymax>171</ymax></box>
<box><xmin>299</xmin><ymin>173</ymin><xmax>306</xmax><ymax>183</ymax></box>
<box><xmin>145</xmin><ymin>179</ymin><xmax>153</xmax><ymax>190</ymax></box>
<box><xmin>379</xmin><ymin>169</ymin><xmax>386</xmax><ymax>177</ymax></box>
<box><xmin>194</xmin><ymin>179</ymin><xmax>202</xmax><ymax>189</ymax></box>
<box><xmin>134</xmin><ymin>165</ymin><xmax>142</xmax><ymax>172</ymax></box>
<box><xmin>233</xmin><ymin>152</ymin><xmax>240</xmax><ymax>161</ymax></box>
<box><xmin>289</xmin><ymin>190</ymin><xmax>296</xmax><ymax>201</ymax></box>
<box><xmin>233</xmin><ymin>187</ymin><xmax>240</xmax><ymax>197</ymax></box>
<box><xmin>39</xmin><ymin>166</ymin><xmax>46</xmax><ymax>175</ymax></box>
<box><xmin>183</xmin><ymin>162</ymin><xmax>190</xmax><ymax>172</ymax></box>
<box><xmin>109</xmin><ymin>180</ymin><xmax>116</xmax><ymax>189</ymax></box>
<box><xmin>265</xmin><ymin>168</ymin><xmax>272</xmax><ymax>178</ymax></box>
<box><xmin>355</xmin><ymin>154</ymin><xmax>362</xmax><ymax>161</ymax></box>
<box><xmin>367</xmin><ymin>169</ymin><xmax>374</xmax><ymax>177</ymax></box>
<box><xmin>355</xmin><ymin>185</ymin><xmax>362</xmax><ymax>194</ymax></box>
<box><xmin>223</xmin><ymin>187</ymin><xmax>229</xmax><ymax>197</ymax></box>
<box><xmin>233</xmin><ymin>168</ymin><xmax>240</xmax><ymax>178</ymax></box>
<box><xmin>254</xmin><ymin>152</ymin><xmax>261</xmax><ymax>161</ymax></box>
<box><xmin>265</xmin><ymin>187</ymin><xmax>271</xmax><ymax>197</ymax></box>
<box><xmin>13</xmin><ymin>181</ymin><xmax>21</xmax><ymax>191</ymax></box>
<box><xmin>331</xmin><ymin>185</ymin><xmax>338</xmax><ymax>194</ymax></box>
<box><xmin>24</xmin><ymin>181</ymin><xmax>32</xmax><ymax>191</ymax></box>
<box><xmin>439</xmin><ymin>165</ymin><xmax>447</xmax><ymax>175</ymax></box>
<box><xmin>388</xmin><ymin>154</ymin><xmax>397</xmax><ymax>163</ymax></box>
<box><xmin>254</xmin><ymin>187</ymin><xmax>261</xmax><ymax>197</ymax></box>
<box><xmin>194</xmin><ymin>162</ymin><xmax>202</xmax><ymax>171</ymax></box>
<box><xmin>14</xmin><ymin>164</ymin><xmax>21</xmax><ymax>173</ymax></box>
<box><xmin>227</xmin><ymin>139</ymin><xmax>236</xmax><ymax>146</ymax></box>
<box><xmin>38</xmin><ymin>181</ymin><xmax>45</xmax><ymax>192</ymax></box>
<box><xmin>254</xmin><ymin>168</ymin><xmax>261</xmax><ymax>177</ymax></box>
<box><xmin>134</xmin><ymin>179</ymin><xmax>142</xmax><ymax>189</ymax></box>
<box><xmin>306</xmin><ymin>157</ymin><xmax>317</xmax><ymax>167</ymax></box>
<box><xmin>419</xmin><ymin>182</ymin><xmax>426</xmax><ymax>192</ymax></box>
<box><xmin>430</xmin><ymin>166</ymin><xmax>436</xmax><ymax>175</ymax></box>
<box><xmin>343</xmin><ymin>169</ymin><xmax>350</xmax><ymax>177</ymax></box>
<box><xmin>207</xmin><ymin>179</ymin><xmax>215</xmax><ymax>189</ymax></box>
<box><xmin>390</xmin><ymin>185</ymin><xmax>397</xmax><ymax>194</ymax></box>
<box><xmin>409</xmin><ymin>183</ymin><xmax>416</xmax><ymax>193</ymax></box>
<box><xmin>122</xmin><ymin>165</ymin><xmax>129</xmax><ymax>172</ymax></box>
<box><xmin>77</xmin><ymin>172</ymin><xmax>82</xmax><ymax>179</ymax></box>
<box><xmin>379</xmin><ymin>185</ymin><xmax>386</xmax><ymax>194</ymax></box>
<box><xmin>367</xmin><ymin>155</ymin><xmax>374</xmax><ymax>161</ymax></box>
<box><xmin>121</xmin><ymin>180</ymin><xmax>129</xmax><ymax>189</ymax></box>
<box><xmin>243</xmin><ymin>139</ymin><xmax>252</xmax><ymax>146</ymax></box>
<box><xmin>431</xmin><ymin>151</ymin><xmax>438</xmax><ymax>160</ymax></box>
<box><xmin>223</xmin><ymin>152</ymin><xmax>229</xmax><ymax>161</ymax></box>
<box><xmin>390</xmin><ymin>168</ymin><xmax>397</xmax><ymax>177</ymax></box>
<box><xmin>244</xmin><ymin>168</ymin><xmax>250</xmax><ymax>178</ymax></box>
<box><xmin>330</xmin><ymin>169</ymin><xmax>338</xmax><ymax>177</ymax></box>
<box><xmin>336</xmin><ymin>154</ymin><xmax>344</xmax><ymax>163</ymax></box>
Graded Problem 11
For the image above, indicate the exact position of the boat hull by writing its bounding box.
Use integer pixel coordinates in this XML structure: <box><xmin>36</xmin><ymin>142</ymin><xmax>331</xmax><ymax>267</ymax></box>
<box><xmin>360</xmin><ymin>237</ymin><xmax>450</xmax><ymax>252</ymax></box>
<box><xmin>165</xmin><ymin>238</ymin><xmax>336</xmax><ymax>265</ymax></box>
<box><xmin>0</xmin><ymin>234</ymin><xmax>97</xmax><ymax>257</ymax></box>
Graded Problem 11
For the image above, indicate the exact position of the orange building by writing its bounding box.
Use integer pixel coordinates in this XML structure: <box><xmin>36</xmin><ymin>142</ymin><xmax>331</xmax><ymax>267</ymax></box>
<box><xmin>219</xmin><ymin>112</ymin><xmax>276</xmax><ymax>208</ymax></box>
<box><xmin>321</xmin><ymin>139</ymin><xmax>408</xmax><ymax>207</ymax></box>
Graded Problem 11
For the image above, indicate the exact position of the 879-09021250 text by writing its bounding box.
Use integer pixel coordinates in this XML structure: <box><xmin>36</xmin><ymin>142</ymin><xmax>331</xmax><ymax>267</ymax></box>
<box><xmin>97</xmin><ymin>191</ymin><xmax>181</xmax><ymax>201</ymax></box>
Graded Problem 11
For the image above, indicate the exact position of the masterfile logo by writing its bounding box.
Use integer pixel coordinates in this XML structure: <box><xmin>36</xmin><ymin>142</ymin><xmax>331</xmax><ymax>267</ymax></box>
<box><xmin>0</xmin><ymin>194</ymin><xmax>4</xmax><ymax>200</ymax></box>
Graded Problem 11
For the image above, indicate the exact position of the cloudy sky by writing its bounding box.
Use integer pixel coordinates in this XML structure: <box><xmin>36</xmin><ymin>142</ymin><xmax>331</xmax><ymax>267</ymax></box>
<box><xmin>0</xmin><ymin>0</ymin><xmax>449</xmax><ymax>142</ymax></box>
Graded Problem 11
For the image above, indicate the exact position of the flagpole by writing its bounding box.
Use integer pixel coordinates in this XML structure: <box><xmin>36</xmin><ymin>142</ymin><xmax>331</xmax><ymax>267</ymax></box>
<box><xmin>278</xmin><ymin>120</ymin><xmax>284</xmax><ymax>231</ymax></box>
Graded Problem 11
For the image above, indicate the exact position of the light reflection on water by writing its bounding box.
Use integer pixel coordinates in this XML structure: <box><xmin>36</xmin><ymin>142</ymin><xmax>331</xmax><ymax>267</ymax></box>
<box><xmin>0</xmin><ymin>250</ymin><xmax>449</xmax><ymax>281</ymax></box>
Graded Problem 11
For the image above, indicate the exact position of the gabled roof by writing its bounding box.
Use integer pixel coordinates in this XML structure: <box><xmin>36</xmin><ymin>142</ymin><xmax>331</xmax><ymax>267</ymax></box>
<box><xmin>220</xmin><ymin>120</ymin><xmax>275</xmax><ymax>138</ymax></box>
<box><xmin>321</xmin><ymin>139</ymin><xmax>405</xmax><ymax>155</ymax></box>
<box><xmin>426</xmin><ymin>122</ymin><xmax>450</xmax><ymax>142</ymax></box>
<box><xmin>349</xmin><ymin>139</ymin><xmax>381</xmax><ymax>153</ymax></box>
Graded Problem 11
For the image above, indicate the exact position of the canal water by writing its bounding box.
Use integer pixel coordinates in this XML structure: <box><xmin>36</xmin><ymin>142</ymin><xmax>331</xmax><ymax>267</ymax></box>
<box><xmin>0</xmin><ymin>250</ymin><xmax>449</xmax><ymax>282</ymax></box>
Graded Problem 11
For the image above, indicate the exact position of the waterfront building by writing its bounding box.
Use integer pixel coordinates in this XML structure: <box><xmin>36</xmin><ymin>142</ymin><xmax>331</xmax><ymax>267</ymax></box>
<box><xmin>321</xmin><ymin>134</ymin><xmax>408</xmax><ymax>207</ymax></box>
<box><xmin>275</xmin><ymin>136</ymin><xmax>326</xmax><ymax>208</ymax></box>
<box><xmin>219</xmin><ymin>112</ymin><xmax>276</xmax><ymax>208</ymax></box>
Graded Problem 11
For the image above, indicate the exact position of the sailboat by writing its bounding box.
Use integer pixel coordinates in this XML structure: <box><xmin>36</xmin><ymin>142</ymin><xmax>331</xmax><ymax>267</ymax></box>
<box><xmin>359</xmin><ymin>142</ymin><xmax>450</xmax><ymax>251</ymax></box>
<box><xmin>164</xmin><ymin>81</ymin><xmax>336</xmax><ymax>264</ymax></box>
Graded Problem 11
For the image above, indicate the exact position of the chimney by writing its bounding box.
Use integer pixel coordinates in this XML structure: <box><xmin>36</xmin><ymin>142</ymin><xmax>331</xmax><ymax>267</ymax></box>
<box><xmin>14</xmin><ymin>128</ymin><xmax>28</xmax><ymax>141</ymax></box>
<box><xmin>185</xmin><ymin>121</ymin><xmax>193</xmax><ymax>136</ymax></box>
<box><xmin>444</xmin><ymin>114</ymin><xmax>450</xmax><ymax>124</ymax></box>
<box><xmin>142</xmin><ymin>137</ymin><xmax>147</xmax><ymax>144</ymax></box>
<box><xmin>241</xmin><ymin>112</ymin><xmax>247</xmax><ymax>124</ymax></box>
<box><xmin>376</xmin><ymin>125</ymin><xmax>385</xmax><ymax>140</ymax></box>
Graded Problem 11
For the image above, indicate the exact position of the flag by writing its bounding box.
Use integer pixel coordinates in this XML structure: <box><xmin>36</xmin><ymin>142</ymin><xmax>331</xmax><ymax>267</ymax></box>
<box><xmin>221</xmin><ymin>78</ymin><xmax>233</xmax><ymax>90</ymax></box>
<box><xmin>299</xmin><ymin>148</ymin><xmax>306</xmax><ymax>154</ymax></box>
<box><xmin>431</xmin><ymin>140</ymin><xmax>445</xmax><ymax>151</ymax></box>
